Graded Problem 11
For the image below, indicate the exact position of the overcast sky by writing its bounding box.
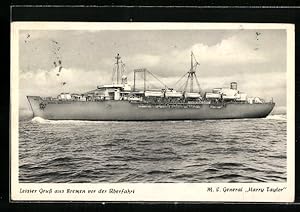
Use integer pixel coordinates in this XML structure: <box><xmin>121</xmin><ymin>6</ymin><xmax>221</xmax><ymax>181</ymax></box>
<box><xmin>19</xmin><ymin>29</ymin><xmax>287</xmax><ymax>110</ymax></box>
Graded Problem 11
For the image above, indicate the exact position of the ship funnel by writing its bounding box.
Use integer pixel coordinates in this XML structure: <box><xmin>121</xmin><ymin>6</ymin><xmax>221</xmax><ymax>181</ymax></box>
<box><xmin>230</xmin><ymin>82</ymin><xmax>237</xmax><ymax>90</ymax></box>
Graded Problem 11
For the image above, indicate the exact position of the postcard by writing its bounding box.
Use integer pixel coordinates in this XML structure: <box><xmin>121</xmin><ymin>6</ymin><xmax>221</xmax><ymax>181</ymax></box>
<box><xmin>11</xmin><ymin>22</ymin><xmax>294</xmax><ymax>202</ymax></box>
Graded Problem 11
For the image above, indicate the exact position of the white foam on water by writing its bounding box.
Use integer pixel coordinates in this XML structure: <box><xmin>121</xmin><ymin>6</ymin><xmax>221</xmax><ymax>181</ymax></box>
<box><xmin>31</xmin><ymin>117</ymin><xmax>125</xmax><ymax>124</ymax></box>
<box><xmin>265</xmin><ymin>114</ymin><xmax>287</xmax><ymax>120</ymax></box>
<box><xmin>31</xmin><ymin>117</ymin><xmax>50</xmax><ymax>124</ymax></box>
<box><xmin>31</xmin><ymin>117</ymin><xmax>93</xmax><ymax>124</ymax></box>
<box><xmin>31</xmin><ymin>115</ymin><xmax>287</xmax><ymax>124</ymax></box>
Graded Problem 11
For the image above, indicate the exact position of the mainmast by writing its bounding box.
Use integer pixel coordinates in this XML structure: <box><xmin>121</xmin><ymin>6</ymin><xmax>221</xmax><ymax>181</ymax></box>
<box><xmin>178</xmin><ymin>51</ymin><xmax>201</xmax><ymax>93</ymax></box>
<box><xmin>190</xmin><ymin>52</ymin><xmax>194</xmax><ymax>92</ymax></box>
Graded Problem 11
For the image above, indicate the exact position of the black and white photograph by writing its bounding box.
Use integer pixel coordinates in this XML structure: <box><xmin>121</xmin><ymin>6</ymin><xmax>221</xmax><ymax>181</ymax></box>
<box><xmin>10</xmin><ymin>22</ymin><xmax>294</xmax><ymax>202</ymax></box>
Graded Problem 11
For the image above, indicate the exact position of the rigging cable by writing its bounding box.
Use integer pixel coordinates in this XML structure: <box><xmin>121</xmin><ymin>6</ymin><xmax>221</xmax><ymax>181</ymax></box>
<box><xmin>194</xmin><ymin>73</ymin><xmax>202</xmax><ymax>93</ymax></box>
<box><xmin>174</xmin><ymin>72</ymin><xmax>189</xmax><ymax>90</ymax></box>
<box><xmin>146</xmin><ymin>70</ymin><xmax>169</xmax><ymax>89</ymax></box>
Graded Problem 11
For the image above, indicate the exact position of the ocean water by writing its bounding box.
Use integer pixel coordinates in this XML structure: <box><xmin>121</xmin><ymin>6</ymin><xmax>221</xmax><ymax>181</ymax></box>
<box><xmin>18</xmin><ymin>115</ymin><xmax>287</xmax><ymax>183</ymax></box>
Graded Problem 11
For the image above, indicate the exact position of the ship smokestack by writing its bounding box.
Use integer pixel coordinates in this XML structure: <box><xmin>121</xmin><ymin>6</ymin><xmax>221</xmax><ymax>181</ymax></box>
<box><xmin>230</xmin><ymin>82</ymin><xmax>237</xmax><ymax>90</ymax></box>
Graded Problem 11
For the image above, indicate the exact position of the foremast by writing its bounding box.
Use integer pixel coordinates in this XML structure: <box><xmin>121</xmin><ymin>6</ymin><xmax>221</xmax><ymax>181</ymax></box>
<box><xmin>112</xmin><ymin>53</ymin><xmax>127</xmax><ymax>85</ymax></box>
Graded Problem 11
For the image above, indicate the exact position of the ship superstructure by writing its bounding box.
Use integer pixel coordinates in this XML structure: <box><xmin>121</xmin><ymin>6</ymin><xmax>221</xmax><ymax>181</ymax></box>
<box><xmin>27</xmin><ymin>53</ymin><xmax>275</xmax><ymax>120</ymax></box>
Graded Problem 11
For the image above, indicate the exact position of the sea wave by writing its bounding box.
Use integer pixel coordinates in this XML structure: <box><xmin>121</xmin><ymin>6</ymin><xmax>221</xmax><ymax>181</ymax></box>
<box><xmin>265</xmin><ymin>114</ymin><xmax>287</xmax><ymax>120</ymax></box>
<box><xmin>32</xmin><ymin>117</ymin><xmax>87</xmax><ymax>124</ymax></box>
<box><xmin>30</xmin><ymin>117</ymin><xmax>129</xmax><ymax>124</ymax></box>
<box><xmin>31</xmin><ymin>117</ymin><xmax>50</xmax><ymax>123</ymax></box>
<box><xmin>21</xmin><ymin>114</ymin><xmax>287</xmax><ymax>183</ymax></box>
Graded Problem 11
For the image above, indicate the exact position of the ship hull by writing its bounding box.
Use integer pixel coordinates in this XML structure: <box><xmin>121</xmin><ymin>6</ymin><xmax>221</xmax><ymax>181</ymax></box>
<box><xmin>27</xmin><ymin>96</ymin><xmax>275</xmax><ymax>121</ymax></box>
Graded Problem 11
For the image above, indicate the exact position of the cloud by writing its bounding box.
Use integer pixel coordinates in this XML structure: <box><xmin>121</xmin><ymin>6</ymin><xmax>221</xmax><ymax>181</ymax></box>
<box><xmin>190</xmin><ymin>35</ymin><xmax>267</xmax><ymax>65</ymax></box>
<box><xmin>128</xmin><ymin>35</ymin><xmax>272</xmax><ymax>80</ymax></box>
<box><xmin>127</xmin><ymin>54</ymin><xmax>161</xmax><ymax>68</ymax></box>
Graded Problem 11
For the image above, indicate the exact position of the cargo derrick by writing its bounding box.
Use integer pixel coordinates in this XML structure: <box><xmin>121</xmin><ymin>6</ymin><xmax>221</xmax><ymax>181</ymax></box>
<box><xmin>136</xmin><ymin>52</ymin><xmax>203</xmax><ymax>105</ymax></box>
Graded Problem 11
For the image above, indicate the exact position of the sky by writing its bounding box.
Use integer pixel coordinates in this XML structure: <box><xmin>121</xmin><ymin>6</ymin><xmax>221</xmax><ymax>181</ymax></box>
<box><xmin>18</xmin><ymin>29</ymin><xmax>287</xmax><ymax>112</ymax></box>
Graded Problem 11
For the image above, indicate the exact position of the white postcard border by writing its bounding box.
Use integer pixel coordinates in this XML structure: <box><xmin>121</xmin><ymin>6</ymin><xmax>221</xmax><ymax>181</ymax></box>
<box><xmin>10</xmin><ymin>22</ymin><xmax>295</xmax><ymax>202</ymax></box>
